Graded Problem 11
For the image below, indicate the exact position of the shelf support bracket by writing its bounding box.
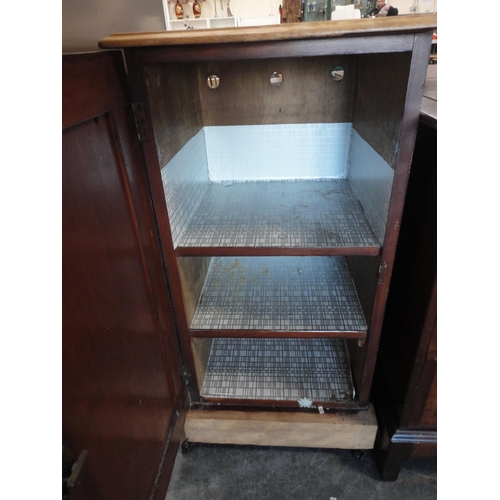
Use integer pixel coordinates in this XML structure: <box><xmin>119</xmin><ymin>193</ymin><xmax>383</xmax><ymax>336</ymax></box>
<box><xmin>182</xmin><ymin>367</ymin><xmax>193</xmax><ymax>387</ymax></box>
<box><xmin>377</xmin><ymin>261</ymin><xmax>388</xmax><ymax>284</ymax></box>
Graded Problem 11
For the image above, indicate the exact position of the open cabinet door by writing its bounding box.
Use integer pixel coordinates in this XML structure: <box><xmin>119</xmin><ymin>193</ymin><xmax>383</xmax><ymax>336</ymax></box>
<box><xmin>63</xmin><ymin>51</ymin><xmax>186</xmax><ymax>500</ymax></box>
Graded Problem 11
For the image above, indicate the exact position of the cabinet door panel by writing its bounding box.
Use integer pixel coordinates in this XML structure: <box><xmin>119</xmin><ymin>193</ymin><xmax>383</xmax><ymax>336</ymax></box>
<box><xmin>63</xmin><ymin>51</ymin><xmax>184</xmax><ymax>500</ymax></box>
<box><xmin>409</xmin><ymin>320</ymin><xmax>437</xmax><ymax>429</ymax></box>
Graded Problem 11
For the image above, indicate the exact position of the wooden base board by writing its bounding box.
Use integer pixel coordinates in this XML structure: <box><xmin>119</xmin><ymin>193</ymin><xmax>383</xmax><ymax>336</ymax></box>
<box><xmin>184</xmin><ymin>406</ymin><xmax>377</xmax><ymax>449</ymax></box>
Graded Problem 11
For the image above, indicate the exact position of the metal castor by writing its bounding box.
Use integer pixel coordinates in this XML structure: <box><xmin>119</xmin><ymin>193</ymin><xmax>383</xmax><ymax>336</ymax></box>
<box><xmin>352</xmin><ymin>449</ymin><xmax>367</xmax><ymax>460</ymax></box>
<box><xmin>181</xmin><ymin>439</ymin><xmax>194</xmax><ymax>454</ymax></box>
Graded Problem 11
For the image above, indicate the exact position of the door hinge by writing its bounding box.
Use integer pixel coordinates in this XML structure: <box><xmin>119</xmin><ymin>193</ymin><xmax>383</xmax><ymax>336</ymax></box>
<box><xmin>182</xmin><ymin>367</ymin><xmax>193</xmax><ymax>387</ymax></box>
<box><xmin>377</xmin><ymin>261</ymin><xmax>388</xmax><ymax>284</ymax></box>
<box><xmin>131</xmin><ymin>102</ymin><xmax>149</xmax><ymax>142</ymax></box>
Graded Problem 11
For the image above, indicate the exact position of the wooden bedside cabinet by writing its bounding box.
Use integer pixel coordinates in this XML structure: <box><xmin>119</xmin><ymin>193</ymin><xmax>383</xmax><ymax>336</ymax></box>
<box><xmin>63</xmin><ymin>15</ymin><xmax>437</xmax><ymax>498</ymax></box>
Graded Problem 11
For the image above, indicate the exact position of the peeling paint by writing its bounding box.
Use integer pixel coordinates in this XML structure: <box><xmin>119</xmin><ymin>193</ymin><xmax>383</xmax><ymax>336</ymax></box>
<box><xmin>298</xmin><ymin>397</ymin><xmax>313</xmax><ymax>408</ymax></box>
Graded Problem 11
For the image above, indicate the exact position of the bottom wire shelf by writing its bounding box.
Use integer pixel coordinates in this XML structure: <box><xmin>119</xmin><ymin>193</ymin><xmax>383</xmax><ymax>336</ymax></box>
<box><xmin>200</xmin><ymin>338</ymin><xmax>355</xmax><ymax>404</ymax></box>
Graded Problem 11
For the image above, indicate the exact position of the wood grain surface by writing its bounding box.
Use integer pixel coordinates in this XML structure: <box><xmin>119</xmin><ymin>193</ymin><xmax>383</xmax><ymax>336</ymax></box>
<box><xmin>63</xmin><ymin>51</ymin><xmax>185</xmax><ymax>500</ymax></box>
<box><xmin>185</xmin><ymin>407</ymin><xmax>378</xmax><ymax>449</ymax></box>
<box><xmin>99</xmin><ymin>14</ymin><xmax>437</xmax><ymax>48</ymax></box>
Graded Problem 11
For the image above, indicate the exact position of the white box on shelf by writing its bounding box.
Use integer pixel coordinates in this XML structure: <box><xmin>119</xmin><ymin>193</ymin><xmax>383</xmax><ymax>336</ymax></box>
<box><xmin>209</xmin><ymin>17</ymin><xmax>239</xmax><ymax>29</ymax></box>
<box><xmin>238</xmin><ymin>16</ymin><xmax>280</xmax><ymax>27</ymax></box>
<box><xmin>168</xmin><ymin>19</ymin><xmax>210</xmax><ymax>30</ymax></box>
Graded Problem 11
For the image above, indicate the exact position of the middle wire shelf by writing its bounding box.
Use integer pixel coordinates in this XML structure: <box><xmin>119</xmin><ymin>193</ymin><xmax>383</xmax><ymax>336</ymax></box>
<box><xmin>174</xmin><ymin>180</ymin><xmax>381</xmax><ymax>257</ymax></box>
<box><xmin>188</xmin><ymin>256</ymin><xmax>368</xmax><ymax>339</ymax></box>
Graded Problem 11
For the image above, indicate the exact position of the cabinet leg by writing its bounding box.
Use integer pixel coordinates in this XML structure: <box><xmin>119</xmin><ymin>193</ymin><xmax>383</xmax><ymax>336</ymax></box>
<box><xmin>351</xmin><ymin>449</ymin><xmax>367</xmax><ymax>460</ymax></box>
<box><xmin>374</xmin><ymin>441</ymin><xmax>413</xmax><ymax>481</ymax></box>
<box><xmin>181</xmin><ymin>439</ymin><xmax>195</xmax><ymax>454</ymax></box>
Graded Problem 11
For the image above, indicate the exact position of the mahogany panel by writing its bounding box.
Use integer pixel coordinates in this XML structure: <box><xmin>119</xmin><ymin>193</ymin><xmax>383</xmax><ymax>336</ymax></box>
<box><xmin>98</xmin><ymin>15</ymin><xmax>437</xmax><ymax>49</ymax></box>
<box><xmin>176</xmin><ymin>246</ymin><xmax>380</xmax><ymax>257</ymax></box>
<box><xmin>352</xmin><ymin>51</ymin><xmax>412</xmax><ymax>170</ymax></box>
<box><xmin>428</xmin><ymin>323</ymin><xmax>437</xmax><ymax>352</ymax></box>
<box><xmin>410</xmin><ymin>441</ymin><xmax>437</xmax><ymax>458</ymax></box>
<box><xmin>372</xmin><ymin>113</ymin><xmax>437</xmax><ymax>480</ymax></box>
<box><xmin>137</xmin><ymin>35</ymin><xmax>413</xmax><ymax>64</ymax></box>
<box><xmin>346</xmin><ymin>256</ymin><xmax>379</xmax><ymax>333</ymax></box>
<box><xmin>356</xmin><ymin>33</ymin><xmax>432</xmax><ymax>405</ymax></box>
<box><xmin>409</xmin><ymin>350</ymin><xmax>437</xmax><ymax>429</ymax></box>
<box><xmin>190</xmin><ymin>329</ymin><xmax>367</xmax><ymax>339</ymax></box>
<box><xmin>199</xmin><ymin>397</ymin><xmax>365</xmax><ymax>410</ymax></box>
<box><xmin>144</xmin><ymin>62</ymin><xmax>203</xmax><ymax>167</ymax></box>
<box><xmin>124</xmin><ymin>49</ymin><xmax>202</xmax><ymax>403</ymax></box>
<box><xmin>345</xmin><ymin>256</ymin><xmax>379</xmax><ymax>394</ymax></box>
<box><xmin>377</xmin><ymin>119</ymin><xmax>437</xmax><ymax>424</ymax></box>
<box><xmin>63</xmin><ymin>52</ymin><xmax>184</xmax><ymax>500</ymax></box>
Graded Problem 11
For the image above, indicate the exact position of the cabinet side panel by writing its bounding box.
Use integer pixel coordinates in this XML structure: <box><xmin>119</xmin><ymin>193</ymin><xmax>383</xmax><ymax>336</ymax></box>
<box><xmin>346</xmin><ymin>256</ymin><xmax>379</xmax><ymax>330</ymax></box>
<box><xmin>192</xmin><ymin>338</ymin><xmax>214</xmax><ymax>390</ymax></box>
<box><xmin>144</xmin><ymin>62</ymin><xmax>204</xmax><ymax>166</ymax></box>
<box><xmin>352</xmin><ymin>52</ymin><xmax>411</xmax><ymax>170</ymax></box>
<box><xmin>379</xmin><ymin>120</ymin><xmax>437</xmax><ymax>427</ymax></box>
<box><xmin>408</xmin><ymin>348</ymin><xmax>437</xmax><ymax>429</ymax></box>
<box><xmin>356</xmin><ymin>33</ymin><xmax>433</xmax><ymax>405</ymax></box>
<box><xmin>160</xmin><ymin>129</ymin><xmax>210</xmax><ymax>248</ymax></box>
<box><xmin>348</xmin><ymin>130</ymin><xmax>394</xmax><ymax>245</ymax></box>
<box><xmin>177</xmin><ymin>256</ymin><xmax>212</xmax><ymax>326</ymax></box>
<box><xmin>197</xmin><ymin>56</ymin><xmax>355</xmax><ymax>126</ymax></box>
<box><xmin>345</xmin><ymin>255</ymin><xmax>379</xmax><ymax>395</ymax></box>
<box><xmin>126</xmin><ymin>52</ymin><xmax>202</xmax><ymax>403</ymax></box>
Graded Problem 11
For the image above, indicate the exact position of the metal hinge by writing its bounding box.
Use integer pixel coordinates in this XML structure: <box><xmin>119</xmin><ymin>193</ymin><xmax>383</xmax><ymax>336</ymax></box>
<box><xmin>66</xmin><ymin>449</ymin><xmax>88</xmax><ymax>492</ymax></box>
<box><xmin>182</xmin><ymin>367</ymin><xmax>192</xmax><ymax>387</ymax></box>
<box><xmin>131</xmin><ymin>102</ymin><xmax>149</xmax><ymax>142</ymax></box>
<box><xmin>377</xmin><ymin>261</ymin><xmax>388</xmax><ymax>284</ymax></box>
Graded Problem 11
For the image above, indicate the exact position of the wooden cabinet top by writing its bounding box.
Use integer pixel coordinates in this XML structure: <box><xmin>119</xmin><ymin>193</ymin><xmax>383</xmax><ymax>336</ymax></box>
<box><xmin>99</xmin><ymin>14</ymin><xmax>437</xmax><ymax>49</ymax></box>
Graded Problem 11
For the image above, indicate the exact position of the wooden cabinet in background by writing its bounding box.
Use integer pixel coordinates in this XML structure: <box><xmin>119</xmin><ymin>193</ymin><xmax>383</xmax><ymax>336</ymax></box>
<box><xmin>372</xmin><ymin>118</ymin><xmax>437</xmax><ymax>481</ymax></box>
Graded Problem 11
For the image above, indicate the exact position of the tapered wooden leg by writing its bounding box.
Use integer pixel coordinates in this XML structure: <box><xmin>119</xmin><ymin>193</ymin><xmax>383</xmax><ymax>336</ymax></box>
<box><xmin>374</xmin><ymin>441</ymin><xmax>413</xmax><ymax>481</ymax></box>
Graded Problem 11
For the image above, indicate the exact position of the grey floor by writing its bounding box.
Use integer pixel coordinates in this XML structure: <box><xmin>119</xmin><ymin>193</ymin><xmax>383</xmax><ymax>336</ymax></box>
<box><xmin>165</xmin><ymin>443</ymin><xmax>437</xmax><ymax>499</ymax></box>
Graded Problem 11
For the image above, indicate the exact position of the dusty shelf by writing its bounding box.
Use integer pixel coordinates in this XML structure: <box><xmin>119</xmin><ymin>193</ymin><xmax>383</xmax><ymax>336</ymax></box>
<box><xmin>176</xmin><ymin>180</ymin><xmax>380</xmax><ymax>256</ymax></box>
<box><xmin>189</xmin><ymin>256</ymin><xmax>368</xmax><ymax>337</ymax></box>
<box><xmin>199</xmin><ymin>338</ymin><xmax>355</xmax><ymax>404</ymax></box>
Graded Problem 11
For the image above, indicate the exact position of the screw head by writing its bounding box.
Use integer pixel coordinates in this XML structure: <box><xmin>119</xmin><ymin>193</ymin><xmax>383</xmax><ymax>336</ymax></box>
<box><xmin>207</xmin><ymin>75</ymin><xmax>220</xmax><ymax>89</ymax></box>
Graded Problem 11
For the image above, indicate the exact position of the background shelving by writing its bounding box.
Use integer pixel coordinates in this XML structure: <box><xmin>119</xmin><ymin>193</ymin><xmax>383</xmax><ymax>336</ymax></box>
<box><xmin>168</xmin><ymin>17</ymin><xmax>239</xmax><ymax>31</ymax></box>
<box><xmin>162</xmin><ymin>0</ymin><xmax>280</xmax><ymax>31</ymax></box>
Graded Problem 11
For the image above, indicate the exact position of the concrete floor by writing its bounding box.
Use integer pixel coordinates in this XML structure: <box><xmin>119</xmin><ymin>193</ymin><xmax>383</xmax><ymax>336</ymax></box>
<box><xmin>165</xmin><ymin>443</ymin><xmax>437</xmax><ymax>499</ymax></box>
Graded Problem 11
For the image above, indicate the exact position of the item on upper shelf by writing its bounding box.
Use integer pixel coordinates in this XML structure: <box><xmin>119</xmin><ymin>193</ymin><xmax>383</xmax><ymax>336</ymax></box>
<box><xmin>227</xmin><ymin>0</ymin><xmax>233</xmax><ymax>17</ymax></box>
<box><xmin>175</xmin><ymin>0</ymin><xmax>184</xmax><ymax>19</ymax></box>
<box><xmin>193</xmin><ymin>0</ymin><xmax>201</xmax><ymax>18</ymax></box>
